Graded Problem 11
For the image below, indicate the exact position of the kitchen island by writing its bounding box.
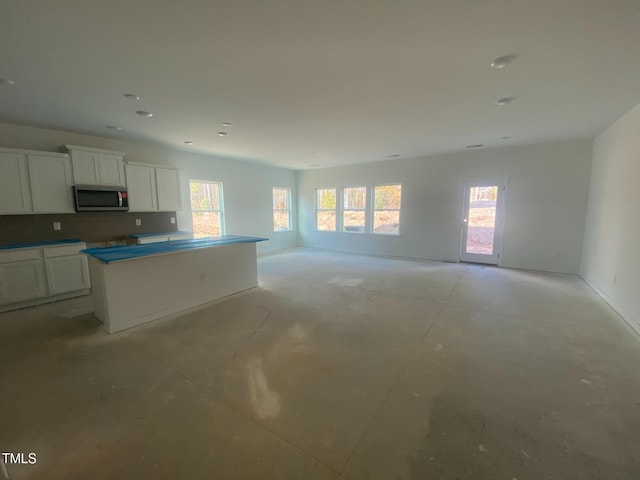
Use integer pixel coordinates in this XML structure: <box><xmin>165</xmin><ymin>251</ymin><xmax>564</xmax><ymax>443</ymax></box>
<box><xmin>82</xmin><ymin>235</ymin><xmax>267</xmax><ymax>333</ymax></box>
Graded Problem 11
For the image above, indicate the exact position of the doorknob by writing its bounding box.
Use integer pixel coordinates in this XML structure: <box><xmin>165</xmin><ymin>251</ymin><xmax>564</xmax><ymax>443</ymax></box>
<box><xmin>463</xmin><ymin>219</ymin><xmax>468</xmax><ymax>223</ymax></box>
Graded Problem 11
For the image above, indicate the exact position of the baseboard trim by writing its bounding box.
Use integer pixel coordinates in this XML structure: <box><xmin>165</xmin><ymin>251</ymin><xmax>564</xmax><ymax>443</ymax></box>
<box><xmin>0</xmin><ymin>289</ymin><xmax>91</xmax><ymax>314</ymax></box>
<box><xmin>579</xmin><ymin>274</ymin><xmax>640</xmax><ymax>337</ymax></box>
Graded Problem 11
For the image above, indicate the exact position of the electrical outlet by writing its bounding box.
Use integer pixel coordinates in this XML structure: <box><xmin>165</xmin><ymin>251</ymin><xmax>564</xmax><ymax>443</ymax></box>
<box><xmin>170</xmin><ymin>217</ymin><xmax>176</xmax><ymax>224</ymax></box>
<box><xmin>53</xmin><ymin>222</ymin><xmax>61</xmax><ymax>231</ymax></box>
<box><xmin>135</xmin><ymin>219</ymin><xmax>142</xmax><ymax>226</ymax></box>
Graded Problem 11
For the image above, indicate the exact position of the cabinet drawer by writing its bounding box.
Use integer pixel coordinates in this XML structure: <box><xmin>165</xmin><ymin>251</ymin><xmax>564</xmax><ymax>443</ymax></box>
<box><xmin>0</xmin><ymin>249</ymin><xmax>41</xmax><ymax>263</ymax></box>
<box><xmin>169</xmin><ymin>234</ymin><xmax>193</xmax><ymax>241</ymax></box>
<box><xmin>43</xmin><ymin>244</ymin><xmax>85</xmax><ymax>258</ymax></box>
<box><xmin>138</xmin><ymin>236</ymin><xmax>169</xmax><ymax>244</ymax></box>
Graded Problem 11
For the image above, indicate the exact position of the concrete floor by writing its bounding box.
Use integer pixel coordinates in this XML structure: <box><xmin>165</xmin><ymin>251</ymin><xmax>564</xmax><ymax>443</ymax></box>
<box><xmin>1</xmin><ymin>248</ymin><xmax>639</xmax><ymax>479</ymax></box>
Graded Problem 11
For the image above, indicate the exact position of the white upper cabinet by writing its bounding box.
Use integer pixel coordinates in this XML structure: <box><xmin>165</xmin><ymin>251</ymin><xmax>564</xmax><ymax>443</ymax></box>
<box><xmin>98</xmin><ymin>153</ymin><xmax>126</xmax><ymax>186</ymax></box>
<box><xmin>70</xmin><ymin>149</ymin><xmax>100</xmax><ymax>184</ymax></box>
<box><xmin>0</xmin><ymin>149</ymin><xmax>32</xmax><ymax>214</ymax></box>
<box><xmin>156</xmin><ymin>167</ymin><xmax>182</xmax><ymax>212</ymax></box>
<box><xmin>66</xmin><ymin>145</ymin><xmax>126</xmax><ymax>187</ymax></box>
<box><xmin>126</xmin><ymin>163</ymin><xmax>181</xmax><ymax>212</ymax></box>
<box><xmin>125</xmin><ymin>164</ymin><xmax>157</xmax><ymax>212</ymax></box>
<box><xmin>27</xmin><ymin>153</ymin><xmax>75</xmax><ymax>213</ymax></box>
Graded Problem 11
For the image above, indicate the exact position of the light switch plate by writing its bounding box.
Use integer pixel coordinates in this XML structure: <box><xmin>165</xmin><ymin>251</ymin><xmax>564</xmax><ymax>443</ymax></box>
<box><xmin>170</xmin><ymin>217</ymin><xmax>176</xmax><ymax>224</ymax></box>
<box><xmin>135</xmin><ymin>219</ymin><xmax>142</xmax><ymax>226</ymax></box>
<box><xmin>53</xmin><ymin>222</ymin><xmax>61</xmax><ymax>231</ymax></box>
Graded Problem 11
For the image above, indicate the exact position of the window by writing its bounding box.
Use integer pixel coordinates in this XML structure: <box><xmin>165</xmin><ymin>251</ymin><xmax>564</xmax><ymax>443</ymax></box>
<box><xmin>190</xmin><ymin>180</ymin><xmax>225</xmax><ymax>238</ymax></box>
<box><xmin>273</xmin><ymin>187</ymin><xmax>292</xmax><ymax>232</ymax></box>
<box><xmin>373</xmin><ymin>184</ymin><xmax>402</xmax><ymax>234</ymax></box>
<box><xmin>342</xmin><ymin>186</ymin><xmax>367</xmax><ymax>233</ymax></box>
<box><xmin>316</xmin><ymin>188</ymin><xmax>337</xmax><ymax>231</ymax></box>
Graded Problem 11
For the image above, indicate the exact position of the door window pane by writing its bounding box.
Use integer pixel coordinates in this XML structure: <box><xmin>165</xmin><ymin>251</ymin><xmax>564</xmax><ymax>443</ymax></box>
<box><xmin>465</xmin><ymin>186</ymin><xmax>498</xmax><ymax>254</ymax></box>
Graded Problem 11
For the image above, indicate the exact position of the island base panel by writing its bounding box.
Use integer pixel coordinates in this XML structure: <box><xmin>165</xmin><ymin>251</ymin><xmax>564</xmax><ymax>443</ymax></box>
<box><xmin>89</xmin><ymin>242</ymin><xmax>258</xmax><ymax>333</ymax></box>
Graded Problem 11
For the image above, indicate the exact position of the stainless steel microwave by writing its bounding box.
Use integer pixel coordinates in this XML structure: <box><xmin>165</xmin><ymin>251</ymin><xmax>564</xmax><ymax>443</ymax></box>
<box><xmin>73</xmin><ymin>185</ymin><xmax>129</xmax><ymax>212</ymax></box>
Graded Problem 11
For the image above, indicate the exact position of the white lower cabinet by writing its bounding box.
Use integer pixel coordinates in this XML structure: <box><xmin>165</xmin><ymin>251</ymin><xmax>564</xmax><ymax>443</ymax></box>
<box><xmin>0</xmin><ymin>242</ymin><xmax>90</xmax><ymax>312</ymax></box>
<box><xmin>45</xmin><ymin>255</ymin><xmax>90</xmax><ymax>295</ymax></box>
<box><xmin>0</xmin><ymin>259</ymin><xmax>47</xmax><ymax>304</ymax></box>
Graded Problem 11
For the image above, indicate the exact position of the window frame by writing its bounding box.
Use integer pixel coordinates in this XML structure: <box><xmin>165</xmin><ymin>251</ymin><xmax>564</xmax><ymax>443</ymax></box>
<box><xmin>272</xmin><ymin>187</ymin><xmax>292</xmax><ymax>232</ymax></box>
<box><xmin>314</xmin><ymin>187</ymin><xmax>338</xmax><ymax>232</ymax></box>
<box><xmin>341</xmin><ymin>185</ymin><xmax>368</xmax><ymax>234</ymax></box>
<box><xmin>189</xmin><ymin>179</ymin><xmax>225</xmax><ymax>238</ymax></box>
<box><xmin>372</xmin><ymin>183</ymin><xmax>402</xmax><ymax>235</ymax></box>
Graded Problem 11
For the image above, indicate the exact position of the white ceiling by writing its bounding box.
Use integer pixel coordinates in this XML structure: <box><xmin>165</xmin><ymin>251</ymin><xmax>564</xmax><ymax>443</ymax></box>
<box><xmin>1</xmin><ymin>0</ymin><xmax>640</xmax><ymax>170</ymax></box>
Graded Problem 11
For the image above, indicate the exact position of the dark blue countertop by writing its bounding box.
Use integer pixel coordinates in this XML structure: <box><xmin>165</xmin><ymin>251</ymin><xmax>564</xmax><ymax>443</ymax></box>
<box><xmin>128</xmin><ymin>231</ymin><xmax>192</xmax><ymax>239</ymax></box>
<box><xmin>0</xmin><ymin>239</ymin><xmax>84</xmax><ymax>250</ymax></box>
<box><xmin>82</xmin><ymin>235</ymin><xmax>268</xmax><ymax>264</ymax></box>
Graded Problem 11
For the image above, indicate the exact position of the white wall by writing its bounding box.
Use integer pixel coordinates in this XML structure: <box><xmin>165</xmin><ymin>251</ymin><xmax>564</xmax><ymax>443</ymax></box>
<box><xmin>298</xmin><ymin>140</ymin><xmax>593</xmax><ymax>274</ymax></box>
<box><xmin>0</xmin><ymin>122</ymin><xmax>297</xmax><ymax>253</ymax></box>
<box><xmin>581</xmin><ymin>101</ymin><xmax>640</xmax><ymax>331</ymax></box>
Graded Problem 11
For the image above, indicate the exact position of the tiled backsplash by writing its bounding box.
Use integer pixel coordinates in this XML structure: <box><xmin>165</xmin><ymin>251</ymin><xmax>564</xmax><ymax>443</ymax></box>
<box><xmin>0</xmin><ymin>212</ymin><xmax>178</xmax><ymax>245</ymax></box>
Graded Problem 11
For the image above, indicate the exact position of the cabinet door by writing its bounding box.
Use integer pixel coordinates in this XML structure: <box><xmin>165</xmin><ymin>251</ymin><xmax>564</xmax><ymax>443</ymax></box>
<box><xmin>28</xmin><ymin>155</ymin><xmax>74</xmax><ymax>213</ymax></box>
<box><xmin>71</xmin><ymin>150</ymin><xmax>100</xmax><ymax>185</ymax></box>
<box><xmin>98</xmin><ymin>153</ymin><xmax>126</xmax><ymax>187</ymax></box>
<box><xmin>0</xmin><ymin>259</ymin><xmax>47</xmax><ymax>304</ymax></box>
<box><xmin>156</xmin><ymin>168</ymin><xmax>181</xmax><ymax>211</ymax></box>
<box><xmin>0</xmin><ymin>152</ymin><xmax>32</xmax><ymax>214</ymax></box>
<box><xmin>44</xmin><ymin>255</ymin><xmax>90</xmax><ymax>295</ymax></box>
<box><xmin>125</xmin><ymin>164</ymin><xmax>157</xmax><ymax>211</ymax></box>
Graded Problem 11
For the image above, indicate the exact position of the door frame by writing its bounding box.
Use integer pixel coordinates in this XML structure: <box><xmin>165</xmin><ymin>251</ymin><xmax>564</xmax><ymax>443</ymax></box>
<box><xmin>459</xmin><ymin>177</ymin><xmax>507</xmax><ymax>265</ymax></box>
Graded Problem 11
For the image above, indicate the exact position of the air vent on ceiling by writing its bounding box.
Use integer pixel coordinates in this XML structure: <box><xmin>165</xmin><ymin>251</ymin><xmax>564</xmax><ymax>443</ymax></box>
<box><xmin>465</xmin><ymin>144</ymin><xmax>484</xmax><ymax>149</ymax></box>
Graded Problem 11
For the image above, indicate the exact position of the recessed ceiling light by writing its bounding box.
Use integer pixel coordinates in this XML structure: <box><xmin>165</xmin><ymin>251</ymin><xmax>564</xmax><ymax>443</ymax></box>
<box><xmin>465</xmin><ymin>144</ymin><xmax>484</xmax><ymax>149</ymax></box>
<box><xmin>106</xmin><ymin>125</ymin><xmax>122</xmax><ymax>131</ymax></box>
<box><xmin>0</xmin><ymin>77</ymin><xmax>15</xmax><ymax>86</ymax></box>
<box><xmin>184</xmin><ymin>141</ymin><xmax>194</xmax><ymax>145</ymax></box>
<box><xmin>386</xmin><ymin>154</ymin><xmax>400</xmax><ymax>158</ymax></box>
<box><xmin>217</xmin><ymin>132</ymin><xmax>228</xmax><ymax>136</ymax></box>
<box><xmin>490</xmin><ymin>55</ymin><xmax>516</xmax><ymax>69</ymax></box>
<box><xmin>124</xmin><ymin>93</ymin><xmax>140</xmax><ymax>100</ymax></box>
<box><xmin>222</xmin><ymin>122</ymin><xmax>232</xmax><ymax>127</ymax></box>
<box><xmin>495</xmin><ymin>97</ymin><xmax>514</xmax><ymax>106</ymax></box>
<box><xmin>136</xmin><ymin>110</ymin><xmax>153</xmax><ymax>117</ymax></box>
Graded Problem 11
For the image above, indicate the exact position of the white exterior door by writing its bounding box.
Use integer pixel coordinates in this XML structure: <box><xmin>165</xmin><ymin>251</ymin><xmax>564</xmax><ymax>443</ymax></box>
<box><xmin>460</xmin><ymin>178</ymin><xmax>506</xmax><ymax>265</ymax></box>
